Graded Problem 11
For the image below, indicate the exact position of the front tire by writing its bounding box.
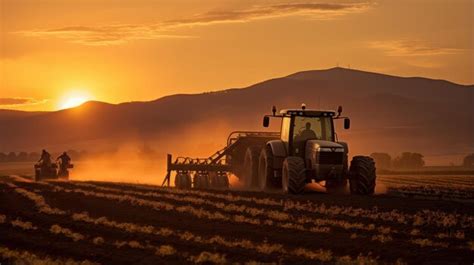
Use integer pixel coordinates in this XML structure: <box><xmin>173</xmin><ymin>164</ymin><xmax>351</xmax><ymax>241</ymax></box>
<box><xmin>282</xmin><ymin>157</ymin><xmax>306</xmax><ymax>194</ymax></box>
<box><xmin>349</xmin><ymin>156</ymin><xmax>376</xmax><ymax>195</ymax></box>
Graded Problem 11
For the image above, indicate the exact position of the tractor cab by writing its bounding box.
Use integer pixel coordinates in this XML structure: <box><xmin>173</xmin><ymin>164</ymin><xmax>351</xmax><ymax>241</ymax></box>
<box><xmin>263</xmin><ymin>104</ymin><xmax>350</xmax><ymax>158</ymax></box>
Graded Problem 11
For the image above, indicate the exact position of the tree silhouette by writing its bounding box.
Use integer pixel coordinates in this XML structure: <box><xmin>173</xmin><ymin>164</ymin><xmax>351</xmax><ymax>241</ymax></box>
<box><xmin>29</xmin><ymin>152</ymin><xmax>40</xmax><ymax>161</ymax></box>
<box><xmin>463</xmin><ymin>154</ymin><xmax>474</xmax><ymax>167</ymax></box>
<box><xmin>393</xmin><ymin>152</ymin><xmax>425</xmax><ymax>169</ymax></box>
<box><xmin>17</xmin><ymin>152</ymin><xmax>28</xmax><ymax>162</ymax></box>
<box><xmin>370</xmin><ymin>153</ymin><xmax>391</xmax><ymax>169</ymax></box>
<box><xmin>7</xmin><ymin>152</ymin><xmax>17</xmax><ymax>162</ymax></box>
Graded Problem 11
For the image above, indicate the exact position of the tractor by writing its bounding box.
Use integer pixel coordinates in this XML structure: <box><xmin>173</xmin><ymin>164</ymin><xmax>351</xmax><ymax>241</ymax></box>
<box><xmin>34</xmin><ymin>161</ymin><xmax>73</xmax><ymax>181</ymax></box>
<box><xmin>164</xmin><ymin>104</ymin><xmax>376</xmax><ymax>195</ymax></box>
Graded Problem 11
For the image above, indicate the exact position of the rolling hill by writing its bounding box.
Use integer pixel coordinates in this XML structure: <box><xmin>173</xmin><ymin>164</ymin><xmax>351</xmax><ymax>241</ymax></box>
<box><xmin>1</xmin><ymin>67</ymin><xmax>473</xmax><ymax>164</ymax></box>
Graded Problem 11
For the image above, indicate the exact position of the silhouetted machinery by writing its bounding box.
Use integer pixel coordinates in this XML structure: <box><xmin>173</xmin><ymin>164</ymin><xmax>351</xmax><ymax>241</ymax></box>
<box><xmin>34</xmin><ymin>161</ymin><xmax>73</xmax><ymax>181</ymax></box>
<box><xmin>164</xmin><ymin>131</ymin><xmax>280</xmax><ymax>189</ymax></box>
<box><xmin>164</xmin><ymin>104</ymin><xmax>376</xmax><ymax>195</ymax></box>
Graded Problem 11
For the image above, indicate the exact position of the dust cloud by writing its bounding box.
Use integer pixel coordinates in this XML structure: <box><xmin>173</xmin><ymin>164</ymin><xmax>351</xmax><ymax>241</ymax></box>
<box><xmin>69</xmin><ymin>118</ymin><xmax>247</xmax><ymax>185</ymax></box>
<box><xmin>374</xmin><ymin>181</ymin><xmax>388</xmax><ymax>194</ymax></box>
<box><xmin>70</xmin><ymin>143</ymin><xmax>166</xmax><ymax>185</ymax></box>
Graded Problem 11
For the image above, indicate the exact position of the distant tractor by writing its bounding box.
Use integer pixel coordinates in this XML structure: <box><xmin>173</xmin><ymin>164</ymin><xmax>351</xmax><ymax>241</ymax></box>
<box><xmin>34</xmin><ymin>161</ymin><xmax>73</xmax><ymax>181</ymax></box>
<box><xmin>164</xmin><ymin>104</ymin><xmax>376</xmax><ymax>195</ymax></box>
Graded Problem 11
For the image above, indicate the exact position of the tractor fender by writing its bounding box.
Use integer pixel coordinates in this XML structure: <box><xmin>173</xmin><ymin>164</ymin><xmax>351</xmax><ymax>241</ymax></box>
<box><xmin>338</xmin><ymin>141</ymin><xmax>349</xmax><ymax>154</ymax></box>
<box><xmin>267</xmin><ymin>140</ymin><xmax>287</xmax><ymax>170</ymax></box>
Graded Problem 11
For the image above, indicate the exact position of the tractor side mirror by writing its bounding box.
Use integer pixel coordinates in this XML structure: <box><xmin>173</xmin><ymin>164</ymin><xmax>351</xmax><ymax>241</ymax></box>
<box><xmin>337</xmin><ymin>106</ymin><xmax>343</xmax><ymax>116</ymax></box>
<box><xmin>344</xmin><ymin>118</ymin><xmax>351</xmax><ymax>129</ymax></box>
<box><xmin>263</xmin><ymin>116</ymin><xmax>270</xmax><ymax>127</ymax></box>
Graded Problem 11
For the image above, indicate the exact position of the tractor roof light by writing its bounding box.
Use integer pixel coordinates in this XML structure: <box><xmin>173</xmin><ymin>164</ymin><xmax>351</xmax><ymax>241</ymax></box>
<box><xmin>301</xmin><ymin>103</ymin><xmax>306</xmax><ymax>110</ymax></box>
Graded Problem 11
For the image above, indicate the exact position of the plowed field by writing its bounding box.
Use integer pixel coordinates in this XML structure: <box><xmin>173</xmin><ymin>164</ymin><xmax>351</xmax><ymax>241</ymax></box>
<box><xmin>1</xmin><ymin>175</ymin><xmax>473</xmax><ymax>264</ymax></box>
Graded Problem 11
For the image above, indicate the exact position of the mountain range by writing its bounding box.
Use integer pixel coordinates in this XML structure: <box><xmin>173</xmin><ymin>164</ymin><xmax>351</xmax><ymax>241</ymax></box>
<box><xmin>1</xmin><ymin>67</ymin><xmax>473</xmax><ymax>164</ymax></box>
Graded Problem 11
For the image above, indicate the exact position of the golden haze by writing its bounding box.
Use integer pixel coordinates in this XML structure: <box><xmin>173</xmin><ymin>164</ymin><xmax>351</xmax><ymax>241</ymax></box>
<box><xmin>1</xmin><ymin>0</ymin><xmax>472</xmax><ymax>111</ymax></box>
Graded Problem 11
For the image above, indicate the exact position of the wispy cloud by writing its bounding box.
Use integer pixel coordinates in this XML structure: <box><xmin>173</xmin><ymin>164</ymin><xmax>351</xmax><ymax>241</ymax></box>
<box><xmin>369</xmin><ymin>40</ymin><xmax>464</xmax><ymax>57</ymax></box>
<box><xmin>16</xmin><ymin>1</ymin><xmax>372</xmax><ymax>46</ymax></box>
<box><xmin>166</xmin><ymin>2</ymin><xmax>371</xmax><ymax>26</ymax></box>
<box><xmin>0</xmin><ymin>98</ymin><xmax>48</xmax><ymax>107</ymax></box>
<box><xmin>18</xmin><ymin>25</ymin><xmax>194</xmax><ymax>46</ymax></box>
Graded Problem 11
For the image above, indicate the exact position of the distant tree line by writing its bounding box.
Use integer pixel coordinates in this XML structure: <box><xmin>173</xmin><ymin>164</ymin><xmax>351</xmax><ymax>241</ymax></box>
<box><xmin>370</xmin><ymin>152</ymin><xmax>425</xmax><ymax>170</ymax></box>
<box><xmin>0</xmin><ymin>144</ymin><xmax>160</xmax><ymax>163</ymax></box>
<box><xmin>0</xmin><ymin>150</ymin><xmax>88</xmax><ymax>162</ymax></box>
<box><xmin>370</xmin><ymin>152</ymin><xmax>474</xmax><ymax>169</ymax></box>
<box><xmin>464</xmin><ymin>153</ymin><xmax>474</xmax><ymax>167</ymax></box>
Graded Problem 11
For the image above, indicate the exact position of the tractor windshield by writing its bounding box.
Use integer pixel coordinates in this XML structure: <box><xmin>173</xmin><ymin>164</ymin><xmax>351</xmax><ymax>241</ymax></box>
<box><xmin>293</xmin><ymin>116</ymin><xmax>334</xmax><ymax>142</ymax></box>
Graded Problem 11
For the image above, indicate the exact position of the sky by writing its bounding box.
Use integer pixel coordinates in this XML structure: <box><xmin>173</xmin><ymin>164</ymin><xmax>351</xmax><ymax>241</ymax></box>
<box><xmin>1</xmin><ymin>0</ymin><xmax>473</xmax><ymax>111</ymax></box>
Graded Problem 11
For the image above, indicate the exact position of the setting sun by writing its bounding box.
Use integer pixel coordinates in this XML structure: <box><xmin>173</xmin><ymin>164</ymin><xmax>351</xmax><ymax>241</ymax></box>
<box><xmin>60</xmin><ymin>97</ymin><xmax>88</xmax><ymax>109</ymax></box>
<box><xmin>58</xmin><ymin>91</ymin><xmax>93</xmax><ymax>110</ymax></box>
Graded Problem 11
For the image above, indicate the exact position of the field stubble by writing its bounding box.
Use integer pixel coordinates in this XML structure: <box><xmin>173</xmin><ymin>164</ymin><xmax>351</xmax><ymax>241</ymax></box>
<box><xmin>0</xmin><ymin>174</ymin><xmax>473</xmax><ymax>264</ymax></box>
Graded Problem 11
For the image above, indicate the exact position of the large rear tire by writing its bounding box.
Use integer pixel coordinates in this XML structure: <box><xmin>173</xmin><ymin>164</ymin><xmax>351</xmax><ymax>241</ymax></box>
<box><xmin>258</xmin><ymin>146</ymin><xmax>281</xmax><ymax>191</ymax></box>
<box><xmin>282</xmin><ymin>157</ymin><xmax>306</xmax><ymax>194</ymax></box>
<box><xmin>175</xmin><ymin>172</ymin><xmax>192</xmax><ymax>189</ymax></box>
<box><xmin>217</xmin><ymin>172</ymin><xmax>229</xmax><ymax>189</ymax></box>
<box><xmin>242</xmin><ymin>146</ymin><xmax>261</xmax><ymax>188</ymax></box>
<box><xmin>349</xmin><ymin>156</ymin><xmax>376</xmax><ymax>195</ymax></box>
<box><xmin>194</xmin><ymin>172</ymin><xmax>210</xmax><ymax>189</ymax></box>
<box><xmin>174</xmin><ymin>173</ymin><xmax>182</xmax><ymax>188</ymax></box>
<box><xmin>210</xmin><ymin>172</ymin><xmax>229</xmax><ymax>189</ymax></box>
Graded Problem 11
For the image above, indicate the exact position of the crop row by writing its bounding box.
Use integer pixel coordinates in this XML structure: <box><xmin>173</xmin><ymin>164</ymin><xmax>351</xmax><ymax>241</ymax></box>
<box><xmin>0</xmin><ymin>210</ymin><xmax>234</xmax><ymax>264</ymax></box>
<box><xmin>6</xmin><ymin>182</ymin><xmax>66</xmax><ymax>215</ymax></box>
<box><xmin>7</xmin><ymin>179</ymin><xmax>471</xmax><ymax>247</ymax></box>
<box><xmin>73</xmin><ymin>181</ymin><xmax>474</xmax><ymax>230</ymax></box>
<box><xmin>71</xmin><ymin>211</ymin><xmax>337</xmax><ymax>262</ymax></box>
<box><xmin>378</xmin><ymin>175</ymin><xmax>474</xmax><ymax>189</ymax></box>
<box><xmin>388</xmin><ymin>186</ymin><xmax>474</xmax><ymax>202</ymax></box>
<box><xmin>380</xmin><ymin>180</ymin><xmax>474</xmax><ymax>192</ymax></box>
<box><xmin>48</xmin><ymin>182</ymin><xmax>472</xmax><ymax>249</ymax></box>
<box><xmin>58</xmin><ymin>182</ymin><xmax>440</xmax><ymax>242</ymax></box>
<box><xmin>0</xmin><ymin>246</ymin><xmax>97</xmax><ymax>265</ymax></box>
<box><xmin>49</xmin><ymin>183</ymin><xmax>348</xmax><ymax>237</ymax></box>
<box><xmin>3</xmin><ymin>183</ymin><xmax>384</xmax><ymax>264</ymax></box>
<box><xmin>66</xmin><ymin>182</ymin><xmax>395</xmax><ymax>234</ymax></box>
<box><xmin>0</xmin><ymin>213</ymin><xmax>37</xmax><ymax>231</ymax></box>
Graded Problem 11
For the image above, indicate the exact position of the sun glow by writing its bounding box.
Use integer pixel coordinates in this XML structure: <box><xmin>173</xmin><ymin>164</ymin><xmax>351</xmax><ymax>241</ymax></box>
<box><xmin>59</xmin><ymin>91</ymin><xmax>93</xmax><ymax>110</ymax></box>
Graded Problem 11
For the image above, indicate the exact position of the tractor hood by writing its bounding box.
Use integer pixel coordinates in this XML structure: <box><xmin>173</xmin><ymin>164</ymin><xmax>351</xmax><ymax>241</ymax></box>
<box><xmin>306</xmin><ymin>140</ymin><xmax>345</xmax><ymax>153</ymax></box>
<box><xmin>306</xmin><ymin>140</ymin><xmax>346</xmax><ymax>177</ymax></box>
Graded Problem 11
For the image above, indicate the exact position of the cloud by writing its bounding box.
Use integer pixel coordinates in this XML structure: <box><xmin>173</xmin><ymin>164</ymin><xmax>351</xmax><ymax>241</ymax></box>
<box><xmin>166</xmin><ymin>2</ymin><xmax>371</xmax><ymax>26</ymax></box>
<box><xmin>18</xmin><ymin>25</ymin><xmax>194</xmax><ymax>46</ymax></box>
<box><xmin>369</xmin><ymin>40</ymin><xmax>464</xmax><ymax>57</ymax></box>
<box><xmin>0</xmin><ymin>97</ymin><xmax>48</xmax><ymax>107</ymax></box>
<box><xmin>16</xmin><ymin>1</ymin><xmax>372</xmax><ymax>46</ymax></box>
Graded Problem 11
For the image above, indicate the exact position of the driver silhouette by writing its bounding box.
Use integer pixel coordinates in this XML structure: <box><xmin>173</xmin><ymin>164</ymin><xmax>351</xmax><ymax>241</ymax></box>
<box><xmin>299</xmin><ymin>122</ymin><xmax>317</xmax><ymax>140</ymax></box>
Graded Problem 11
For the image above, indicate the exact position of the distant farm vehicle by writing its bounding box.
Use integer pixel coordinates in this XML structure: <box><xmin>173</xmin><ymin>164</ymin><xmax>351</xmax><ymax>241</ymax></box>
<box><xmin>164</xmin><ymin>104</ymin><xmax>376</xmax><ymax>195</ymax></box>
<box><xmin>34</xmin><ymin>161</ymin><xmax>73</xmax><ymax>181</ymax></box>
